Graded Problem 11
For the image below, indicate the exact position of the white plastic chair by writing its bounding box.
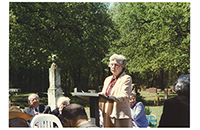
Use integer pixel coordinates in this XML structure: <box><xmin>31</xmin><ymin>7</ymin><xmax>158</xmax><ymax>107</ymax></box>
<box><xmin>30</xmin><ymin>114</ymin><xmax>63</xmax><ymax>128</ymax></box>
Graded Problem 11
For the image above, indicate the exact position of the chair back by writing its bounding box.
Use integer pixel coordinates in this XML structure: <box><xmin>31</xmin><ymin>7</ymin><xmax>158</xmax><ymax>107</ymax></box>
<box><xmin>30</xmin><ymin>114</ymin><xmax>63</xmax><ymax>128</ymax></box>
<box><xmin>146</xmin><ymin>114</ymin><xmax>157</xmax><ymax>127</ymax></box>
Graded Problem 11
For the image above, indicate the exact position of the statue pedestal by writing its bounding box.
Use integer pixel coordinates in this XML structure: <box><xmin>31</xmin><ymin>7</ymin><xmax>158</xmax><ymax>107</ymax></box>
<box><xmin>48</xmin><ymin>87</ymin><xmax>63</xmax><ymax>110</ymax></box>
<box><xmin>48</xmin><ymin>88</ymin><xmax>56</xmax><ymax>110</ymax></box>
<box><xmin>47</xmin><ymin>55</ymin><xmax>63</xmax><ymax>110</ymax></box>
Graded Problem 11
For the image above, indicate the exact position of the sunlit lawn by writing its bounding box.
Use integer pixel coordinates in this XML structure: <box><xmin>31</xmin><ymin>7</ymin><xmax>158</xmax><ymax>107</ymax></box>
<box><xmin>138</xmin><ymin>91</ymin><xmax>177</xmax><ymax>127</ymax></box>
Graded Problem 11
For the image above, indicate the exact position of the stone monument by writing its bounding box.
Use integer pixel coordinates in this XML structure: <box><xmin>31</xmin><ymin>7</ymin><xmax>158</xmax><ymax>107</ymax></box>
<box><xmin>148</xmin><ymin>87</ymin><xmax>157</xmax><ymax>94</ymax></box>
<box><xmin>48</xmin><ymin>55</ymin><xmax>63</xmax><ymax>110</ymax></box>
<box><xmin>164</xmin><ymin>88</ymin><xmax>168</xmax><ymax>99</ymax></box>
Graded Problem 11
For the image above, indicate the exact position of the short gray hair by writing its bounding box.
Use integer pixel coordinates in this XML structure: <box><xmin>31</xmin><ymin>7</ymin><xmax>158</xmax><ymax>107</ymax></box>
<box><xmin>28</xmin><ymin>93</ymin><xmax>39</xmax><ymax>102</ymax></box>
<box><xmin>173</xmin><ymin>74</ymin><xmax>190</xmax><ymax>97</ymax></box>
<box><xmin>130</xmin><ymin>92</ymin><xmax>136</xmax><ymax>98</ymax></box>
<box><xmin>108</xmin><ymin>54</ymin><xmax>127</xmax><ymax>68</ymax></box>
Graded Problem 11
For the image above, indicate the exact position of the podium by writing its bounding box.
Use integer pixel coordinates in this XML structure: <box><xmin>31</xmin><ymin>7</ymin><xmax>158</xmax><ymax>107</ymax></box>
<box><xmin>74</xmin><ymin>92</ymin><xmax>113</xmax><ymax>126</ymax></box>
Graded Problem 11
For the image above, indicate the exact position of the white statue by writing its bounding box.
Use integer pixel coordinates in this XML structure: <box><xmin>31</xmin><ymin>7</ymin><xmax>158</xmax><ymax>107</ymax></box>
<box><xmin>48</xmin><ymin>55</ymin><xmax>63</xmax><ymax>110</ymax></box>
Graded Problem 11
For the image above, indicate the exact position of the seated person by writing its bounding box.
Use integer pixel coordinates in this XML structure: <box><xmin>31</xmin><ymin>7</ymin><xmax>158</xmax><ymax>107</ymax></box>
<box><xmin>52</xmin><ymin>96</ymin><xmax>71</xmax><ymax>125</ymax></box>
<box><xmin>62</xmin><ymin>103</ymin><xmax>98</xmax><ymax>128</ymax></box>
<box><xmin>159</xmin><ymin>74</ymin><xmax>190</xmax><ymax>127</ymax></box>
<box><xmin>9</xmin><ymin>106</ymin><xmax>33</xmax><ymax>127</ymax></box>
<box><xmin>129</xmin><ymin>92</ymin><xmax>149</xmax><ymax>127</ymax></box>
<box><xmin>23</xmin><ymin>93</ymin><xmax>51</xmax><ymax>123</ymax></box>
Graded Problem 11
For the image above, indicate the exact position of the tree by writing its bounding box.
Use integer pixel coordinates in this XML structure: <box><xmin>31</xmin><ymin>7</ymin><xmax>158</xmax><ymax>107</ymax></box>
<box><xmin>9</xmin><ymin>2</ymin><xmax>118</xmax><ymax>93</ymax></box>
<box><xmin>107</xmin><ymin>2</ymin><xmax>190</xmax><ymax>89</ymax></box>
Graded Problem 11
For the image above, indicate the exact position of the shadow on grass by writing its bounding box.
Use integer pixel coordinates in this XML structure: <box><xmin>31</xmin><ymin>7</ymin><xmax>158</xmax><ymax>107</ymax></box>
<box><xmin>145</xmin><ymin>100</ymin><xmax>166</xmax><ymax>106</ymax></box>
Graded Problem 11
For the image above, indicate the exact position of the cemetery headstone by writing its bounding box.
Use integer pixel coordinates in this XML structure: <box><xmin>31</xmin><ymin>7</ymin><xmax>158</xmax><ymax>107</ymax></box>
<box><xmin>141</xmin><ymin>86</ymin><xmax>146</xmax><ymax>91</ymax></box>
<box><xmin>157</xmin><ymin>89</ymin><xmax>162</xmax><ymax>92</ymax></box>
<box><xmin>148</xmin><ymin>88</ymin><xmax>157</xmax><ymax>94</ymax></box>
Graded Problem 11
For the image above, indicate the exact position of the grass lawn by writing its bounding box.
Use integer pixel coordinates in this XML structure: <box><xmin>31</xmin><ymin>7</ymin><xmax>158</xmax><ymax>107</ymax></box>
<box><xmin>147</xmin><ymin>106</ymin><xmax>163</xmax><ymax>127</ymax></box>
<box><xmin>139</xmin><ymin>91</ymin><xmax>177</xmax><ymax>127</ymax></box>
<box><xmin>9</xmin><ymin>90</ymin><xmax>177</xmax><ymax>127</ymax></box>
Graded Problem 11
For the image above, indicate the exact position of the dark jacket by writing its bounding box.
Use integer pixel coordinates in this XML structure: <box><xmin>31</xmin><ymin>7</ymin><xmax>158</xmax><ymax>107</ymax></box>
<box><xmin>23</xmin><ymin>104</ymin><xmax>51</xmax><ymax>123</ymax></box>
<box><xmin>158</xmin><ymin>96</ymin><xmax>190</xmax><ymax>127</ymax></box>
<box><xmin>51</xmin><ymin>107</ymin><xmax>63</xmax><ymax>125</ymax></box>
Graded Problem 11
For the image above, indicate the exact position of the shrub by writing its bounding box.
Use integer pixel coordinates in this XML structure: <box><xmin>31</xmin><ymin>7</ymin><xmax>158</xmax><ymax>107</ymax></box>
<box><xmin>145</xmin><ymin>107</ymin><xmax>152</xmax><ymax>115</ymax></box>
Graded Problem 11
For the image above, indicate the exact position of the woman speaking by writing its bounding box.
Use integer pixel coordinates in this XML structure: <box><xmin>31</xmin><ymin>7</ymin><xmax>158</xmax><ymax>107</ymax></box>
<box><xmin>100</xmin><ymin>54</ymin><xmax>132</xmax><ymax>127</ymax></box>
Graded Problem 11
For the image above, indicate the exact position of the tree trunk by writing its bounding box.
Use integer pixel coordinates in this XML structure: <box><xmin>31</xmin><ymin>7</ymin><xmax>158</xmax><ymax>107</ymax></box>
<box><xmin>160</xmin><ymin>69</ymin><xmax>164</xmax><ymax>90</ymax></box>
<box><xmin>77</xmin><ymin>67</ymin><xmax>82</xmax><ymax>91</ymax></box>
<box><xmin>150</xmin><ymin>72</ymin><xmax>155</xmax><ymax>88</ymax></box>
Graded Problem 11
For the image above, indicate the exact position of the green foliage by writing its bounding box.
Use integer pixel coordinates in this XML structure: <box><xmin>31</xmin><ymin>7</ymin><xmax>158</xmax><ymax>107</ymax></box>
<box><xmin>9</xmin><ymin>2</ymin><xmax>118</xmax><ymax>92</ymax></box>
<box><xmin>145</xmin><ymin>106</ymin><xmax>152</xmax><ymax>115</ymax></box>
<box><xmin>9</xmin><ymin>2</ymin><xmax>190</xmax><ymax>93</ymax></box>
<box><xmin>107</xmin><ymin>2</ymin><xmax>190</xmax><ymax>89</ymax></box>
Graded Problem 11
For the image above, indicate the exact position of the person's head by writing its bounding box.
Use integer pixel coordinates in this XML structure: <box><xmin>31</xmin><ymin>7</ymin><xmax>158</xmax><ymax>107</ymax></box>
<box><xmin>9</xmin><ymin>106</ymin><xmax>33</xmax><ymax>127</ymax></box>
<box><xmin>9</xmin><ymin>118</ymin><xmax>28</xmax><ymax>127</ymax></box>
<box><xmin>57</xmin><ymin>96</ymin><xmax>71</xmax><ymax>110</ymax></box>
<box><xmin>173</xmin><ymin>74</ymin><xmax>190</xmax><ymax>97</ymax></box>
<box><xmin>129</xmin><ymin>92</ymin><xmax>137</xmax><ymax>108</ymax></box>
<box><xmin>62</xmin><ymin>103</ymin><xmax>88</xmax><ymax>127</ymax></box>
<box><xmin>108</xmin><ymin>54</ymin><xmax>127</xmax><ymax>77</ymax></box>
<box><xmin>28</xmin><ymin>93</ymin><xmax>39</xmax><ymax>108</ymax></box>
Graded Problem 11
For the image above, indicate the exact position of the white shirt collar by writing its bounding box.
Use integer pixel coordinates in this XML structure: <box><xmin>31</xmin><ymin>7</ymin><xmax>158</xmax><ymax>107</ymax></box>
<box><xmin>34</xmin><ymin>106</ymin><xmax>39</xmax><ymax>113</ymax></box>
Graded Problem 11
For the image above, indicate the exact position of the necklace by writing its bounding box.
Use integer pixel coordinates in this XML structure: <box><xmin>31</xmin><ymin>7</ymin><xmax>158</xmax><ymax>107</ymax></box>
<box><xmin>76</xmin><ymin>121</ymin><xmax>90</xmax><ymax>127</ymax></box>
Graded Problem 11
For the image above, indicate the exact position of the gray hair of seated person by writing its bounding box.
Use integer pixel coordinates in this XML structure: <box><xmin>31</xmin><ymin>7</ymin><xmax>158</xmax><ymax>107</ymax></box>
<box><xmin>173</xmin><ymin>74</ymin><xmax>190</xmax><ymax>97</ymax></box>
<box><xmin>57</xmin><ymin>96</ymin><xmax>71</xmax><ymax>107</ymax></box>
<box><xmin>108</xmin><ymin>54</ymin><xmax>127</xmax><ymax>68</ymax></box>
<box><xmin>130</xmin><ymin>92</ymin><xmax>136</xmax><ymax>98</ymax></box>
<box><xmin>28</xmin><ymin>93</ymin><xmax>39</xmax><ymax>102</ymax></box>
